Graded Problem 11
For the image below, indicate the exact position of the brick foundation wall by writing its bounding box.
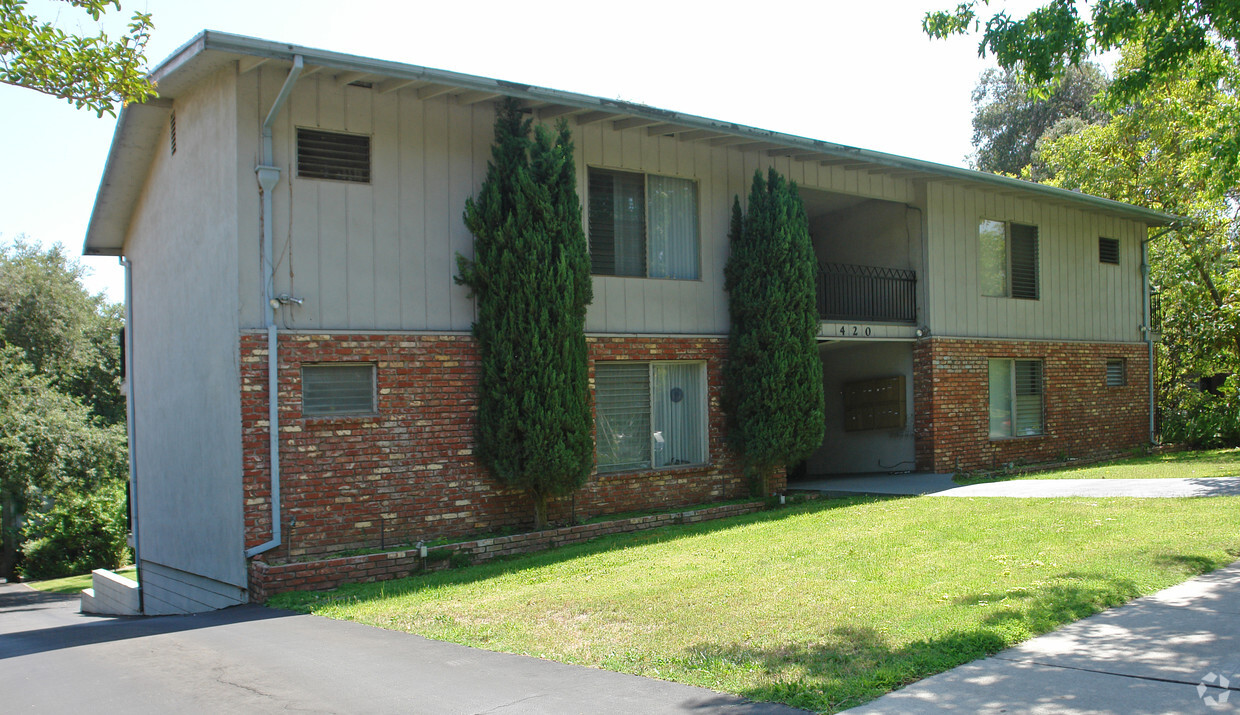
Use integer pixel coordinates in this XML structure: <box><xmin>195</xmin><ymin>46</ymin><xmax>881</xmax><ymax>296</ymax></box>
<box><xmin>240</xmin><ymin>332</ymin><xmax>758</xmax><ymax>567</ymax></box>
<box><xmin>913</xmin><ymin>337</ymin><xmax>1149</xmax><ymax>473</ymax></box>
<box><xmin>248</xmin><ymin>501</ymin><xmax>764</xmax><ymax>601</ymax></box>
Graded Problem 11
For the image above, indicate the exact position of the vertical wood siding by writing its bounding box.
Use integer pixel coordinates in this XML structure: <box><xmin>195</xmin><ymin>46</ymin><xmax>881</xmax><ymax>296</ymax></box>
<box><xmin>237</xmin><ymin>67</ymin><xmax>1144</xmax><ymax>342</ymax></box>
<box><xmin>924</xmin><ymin>183</ymin><xmax>1146</xmax><ymax>342</ymax></box>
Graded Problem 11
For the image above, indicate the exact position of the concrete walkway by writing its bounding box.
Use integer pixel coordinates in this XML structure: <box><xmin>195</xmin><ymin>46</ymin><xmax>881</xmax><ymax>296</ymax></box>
<box><xmin>844</xmin><ymin>560</ymin><xmax>1240</xmax><ymax>714</ymax></box>
<box><xmin>0</xmin><ymin>582</ymin><xmax>803</xmax><ymax>714</ymax></box>
<box><xmin>794</xmin><ymin>474</ymin><xmax>1240</xmax><ymax>498</ymax></box>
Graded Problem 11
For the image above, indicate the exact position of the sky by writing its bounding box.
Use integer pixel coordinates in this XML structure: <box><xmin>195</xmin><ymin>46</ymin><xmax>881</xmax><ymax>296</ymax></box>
<box><xmin>0</xmin><ymin>0</ymin><xmax>1051</xmax><ymax>302</ymax></box>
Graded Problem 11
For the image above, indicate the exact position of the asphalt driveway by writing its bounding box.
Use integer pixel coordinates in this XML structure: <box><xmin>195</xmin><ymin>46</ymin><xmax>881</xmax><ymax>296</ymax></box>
<box><xmin>0</xmin><ymin>582</ymin><xmax>803</xmax><ymax>714</ymax></box>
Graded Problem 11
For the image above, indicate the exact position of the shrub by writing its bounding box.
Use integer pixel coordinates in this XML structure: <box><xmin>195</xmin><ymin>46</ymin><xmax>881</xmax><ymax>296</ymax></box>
<box><xmin>1160</xmin><ymin>381</ymin><xmax>1240</xmax><ymax>448</ymax></box>
<box><xmin>18</xmin><ymin>481</ymin><xmax>130</xmax><ymax>579</ymax></box>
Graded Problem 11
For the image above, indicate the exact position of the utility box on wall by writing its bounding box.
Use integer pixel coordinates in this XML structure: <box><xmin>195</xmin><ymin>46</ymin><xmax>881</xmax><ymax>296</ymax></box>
<box><xmin>842</xmin><ymin>375</ymin><xmax>906</xmax><ymax>431</ymax></box>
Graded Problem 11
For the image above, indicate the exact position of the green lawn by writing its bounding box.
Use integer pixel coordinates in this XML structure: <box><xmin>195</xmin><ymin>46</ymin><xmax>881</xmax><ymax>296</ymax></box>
<box><xmin>956</xmin><ymin>448</ymin><xmax>1240</xmax><ymax>485</ymax></box>
<box><xmin>24</xmin><ymin>566</ymin><xmax>138</xmax><ymax>595</ymax></box>
<box><xmin>271</xmin><ymin>496</ymin><xmax>1240</xmax><ymax>713</ymax></box>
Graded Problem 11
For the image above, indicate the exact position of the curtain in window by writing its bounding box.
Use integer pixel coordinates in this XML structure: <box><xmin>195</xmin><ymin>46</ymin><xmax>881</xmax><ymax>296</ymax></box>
<box><xmin>979</xmin><ymin>219</ymin><xmax>1008</xmax><ymax>297</ymax></box>
<box><xmin>647</xmin><ymin>175</ymin><xmax>699</xmax><ymax>279</ymax></box>
<box><xmin>595</xmin><ymin>362</ymin><xmax>651</xmax><ymax>472</ymax></box>
<box><xmin>651</xmin><ymin>363</ymin><xmax>705</xmax><ymax>467</ymax></box>
<box><xmin>588</xmin><ymin>170</ymin><xmax>646</xmax><ymax>276</ymax></box>
<box><xmin>988</xmin><ymin>359</ymin><xmax>1012</xmax><ymax>438</ymax></box>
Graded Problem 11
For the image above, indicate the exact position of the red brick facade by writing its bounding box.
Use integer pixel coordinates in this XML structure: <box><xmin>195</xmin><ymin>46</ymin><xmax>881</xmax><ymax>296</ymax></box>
<box><xmin>913</xmin><ymin>337</ymin><xmax>1149</xmax><ymax>473</ymax></box>
<box><xmin>240</xmin><ymin>332</ymin><xmax>759</xmax><ymax>564</ymax></box>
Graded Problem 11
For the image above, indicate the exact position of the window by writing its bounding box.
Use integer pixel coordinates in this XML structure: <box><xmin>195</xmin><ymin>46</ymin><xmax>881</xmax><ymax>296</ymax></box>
<box><xmin>595</xmin><ymin>361</ymin><xmax>707</xmax><ymax>473</ymax></box>
<box><xmin>297</xmin><ymin>128</ymin><xmax>371</xmax><ymax>183</ymax></box>
<box><xmin>1106</xmin><ymin>358</ymin><xmax>1126</xmax><ymax>386</ymax></box>
<box><xmin>302</xmin><ymin>364</ymin><xmax>376</xmax><ymax>416</ymax></box>
<box><xmin>979</xmin><ymin>220</ymin><xmax>1039</xmax><ymax>299</ymax></box>
<box><xmin>989</xmin><ymin>359</ymin><xmax>1043</xmax><ymax>438</ymax></box>
<box><xmin>588</xmin><ymin>168</ymin><xmax>699</xmax><ymax>279</ymax></box>
<box><xmin>1099</xmin><ymin>237</ymin><xmax>1120</xmax><ymax>265</ymax></box>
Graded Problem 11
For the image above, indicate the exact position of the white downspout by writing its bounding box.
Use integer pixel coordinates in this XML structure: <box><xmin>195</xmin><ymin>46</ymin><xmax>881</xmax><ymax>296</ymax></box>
<box><xmin>246</xmin><ymin>55</ymin><xmax>303</xmax><ymax>559</ymax></box>
<box><xmin>119</xmin><ymin>256</ymin><xmax>141</xmax><ymax>612</ymax></box>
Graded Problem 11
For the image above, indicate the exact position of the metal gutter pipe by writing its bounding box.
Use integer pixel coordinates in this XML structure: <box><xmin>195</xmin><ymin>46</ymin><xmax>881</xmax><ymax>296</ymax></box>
<box><xmin>1142</xmin><ymin>224</ymin><xmax>1181</xmax><ymax>444</ymax></box>
<box><xmin>246</xmin><ymin>55</ymin><xmax>303</xmax><ymax>559</ymax></box>
<box><xmin>119</xmin><ymin>256</ymin><xmax>142</xmax><ymax>612</ymax></box>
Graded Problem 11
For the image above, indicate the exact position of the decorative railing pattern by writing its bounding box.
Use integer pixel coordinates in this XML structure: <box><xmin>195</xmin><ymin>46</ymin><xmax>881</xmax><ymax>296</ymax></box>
<box><xmin>817</xmin><ymin>262</ymin><xmax>917</xmax><ymax>324</ymax></box>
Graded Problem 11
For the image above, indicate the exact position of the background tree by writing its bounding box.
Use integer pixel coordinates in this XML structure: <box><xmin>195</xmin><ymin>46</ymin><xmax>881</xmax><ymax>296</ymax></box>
<box><xmin>724</xmin><ymin>169</ymin><xmax>825</xmax><ymax>496</ymax></box>
<box><xmin>1</xmin><ymin>0</ymin><xmax>156</xmax><ymax>116</ymax></box>
<box><xmin>1035</xmin><ymin>46</ymin><xmax>1240</xmax><ymax>444</ymax></box>
<box><xmin>970</xmin><ymin>62</ymin><xmax>1108</xmax><ymax>177</ymax></box>
<box><xmin>457</xmin><ymin>98</ymin><xmax>594</xmax><ymax>529</ymax></box>
<box><xmin>924</xmin><ymin>0</ymin><xmax>1240</xmax><ymax>184</ymax></box>
<box><xmin>0</xmin><ymin>240</ymin><xmax>128</xmax><ymax>579</ymax></box>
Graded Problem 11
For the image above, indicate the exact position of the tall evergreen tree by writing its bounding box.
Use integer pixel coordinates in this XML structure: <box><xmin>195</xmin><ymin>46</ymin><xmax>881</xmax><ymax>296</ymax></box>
<box><xmin>457</xmin><ymin>98</ymin><xmax>593</xmax><ymax>529</ymax></box>
<box><xmin>724</xmin><ymin>169</ymin><xmax>825</xmax><ymax>495</ymax></box>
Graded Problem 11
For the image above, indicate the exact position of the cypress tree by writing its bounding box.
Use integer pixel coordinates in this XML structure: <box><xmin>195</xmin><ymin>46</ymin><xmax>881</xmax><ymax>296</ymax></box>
<box><xmin>458</xmin><ymin>98</ymin><xmax>594</xmax><ymax>529</ymax></box>
<box><xmin>723</xmin><ymin>168</ymin><xmax>825</xmax><ymax>495</ymax></box>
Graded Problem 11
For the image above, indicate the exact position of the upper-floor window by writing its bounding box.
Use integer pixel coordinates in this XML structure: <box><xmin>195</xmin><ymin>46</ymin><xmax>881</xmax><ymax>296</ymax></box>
<box><xmin>979</xmin><ymin>219</ymin><xmax>1039</xmax><ymax>300</ymax></box>
<box><xmin>297</xmin><ymin>128</ymin><xmax>371</xmax><ymax>183</ymax></box>
<box><xmin>587</xmin><ymin>168</ymin><xmax>699</xmax><ymax>279</ymax></box>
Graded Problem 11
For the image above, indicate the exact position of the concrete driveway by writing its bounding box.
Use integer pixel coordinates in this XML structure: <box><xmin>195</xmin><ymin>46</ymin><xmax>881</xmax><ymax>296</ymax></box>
<box><xmin>0</xmin><ymin>582</ymin><xmax>803</xmax><ymax>714</ymax></box>
<box><xmin>793</xmin><ymin>474</ymin><xmax>1240</xmax><ymax>498</ymax></box>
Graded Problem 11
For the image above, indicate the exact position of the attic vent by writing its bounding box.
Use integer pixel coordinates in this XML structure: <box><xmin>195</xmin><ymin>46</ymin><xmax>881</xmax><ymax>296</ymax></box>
<box><xmin>297</xmin><ymin>128</ymin><xmax>371</xmax><ymax>183</ymax></box>
<box><xmin>169</xmin><ymin>111</ymin><xmax>176</xmax><ymax>155</ymax></box>
<box><xmin>1099</xmin><ymin>237</ymin><xmax>1119</xmax><ymax>264</ymax></box>
<box><xmin>347</xmin><ymin>80</ymin><xmax>373</xmax><ymax>89</ymax></box>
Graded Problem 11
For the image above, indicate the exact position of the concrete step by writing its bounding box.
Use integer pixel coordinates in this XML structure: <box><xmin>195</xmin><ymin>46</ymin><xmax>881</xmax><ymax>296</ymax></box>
<box><xmin>80</xmin><ymin>569</ymin><xmax>140</xmax><ymax>615</ymax></box>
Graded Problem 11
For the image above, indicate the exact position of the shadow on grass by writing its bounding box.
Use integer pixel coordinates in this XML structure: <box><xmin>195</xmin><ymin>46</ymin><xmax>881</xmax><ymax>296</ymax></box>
<box><xmin>272</xmin><ymin>495</ymin><xmax>900</xmax><ymax>607</ymax></box>
<box><xmin>677</xmin><ymin>573</ymin><xmax>1152</xmax><ymax>713</ymax></box>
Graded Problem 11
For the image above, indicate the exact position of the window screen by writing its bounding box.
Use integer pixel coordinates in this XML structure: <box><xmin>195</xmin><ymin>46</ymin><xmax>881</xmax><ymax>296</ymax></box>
<box><xmin>302</xmin><ymin>364</ymin><xmax>376</xmax><ymax>416</ymax></box>
<box><xmin>1099</xmin><ymin>237</ymin><xmax>1120</xmax><ymax>265</ymax></box>
<box><xmin>297</xmin><ymin>128</ymin><xmax>371</xmax><ymax>183</ymax></box>
<box><xmin>595</xmin><ymin>361</ymin><xmax>706</xmax><ymax>472</ymax></box>
<box><xmin>989</xmin><ymin>358</ymin><xmax>1044</xmax><ymax>438</ymax></box>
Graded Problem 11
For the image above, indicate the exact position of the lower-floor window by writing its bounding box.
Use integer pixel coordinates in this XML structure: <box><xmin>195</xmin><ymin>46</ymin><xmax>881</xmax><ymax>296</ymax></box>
<box><xmin>989</xmin><ymin>358</ymin><xmax>1043</xmax><ymax>438</ymax></box>
<box><xmin>595</xmin><ymin>361</ymin><xmax>707</xmax><ymax>472</ymax></box>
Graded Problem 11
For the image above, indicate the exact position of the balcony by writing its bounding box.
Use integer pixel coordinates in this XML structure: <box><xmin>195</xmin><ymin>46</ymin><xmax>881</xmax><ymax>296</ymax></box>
<box><xmin>817</xmin><ymin>262</ymin><xmax>917</xmax><ymax>324</ymax></box>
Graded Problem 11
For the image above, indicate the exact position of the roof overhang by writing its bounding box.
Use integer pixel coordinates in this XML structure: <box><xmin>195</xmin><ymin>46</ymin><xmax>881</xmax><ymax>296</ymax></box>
<box><xmin>84</xmin><ymin>30</ymin><xmax>1179</xmax><ymax>255</ymax></box>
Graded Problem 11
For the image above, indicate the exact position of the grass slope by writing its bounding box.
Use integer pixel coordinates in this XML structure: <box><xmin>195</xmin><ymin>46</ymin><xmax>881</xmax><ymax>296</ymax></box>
<box><xmin>272</xmin><ymin>496</ymin><xmax>1240</xmax><ymax>713</ymax></box>
<box><xmin>956</xmin><ymin>448</ymin><xmax>1240</xmax><ymax>485</ymax></box>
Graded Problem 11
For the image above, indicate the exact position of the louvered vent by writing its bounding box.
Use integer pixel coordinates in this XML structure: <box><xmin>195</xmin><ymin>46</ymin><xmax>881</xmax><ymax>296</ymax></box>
<box><xmin>297</xmin><ymin>128</ymin><xmax>371</xmax><ymax>183</ymax></box>
<box><xmin>302</xmin><ymin>364</ymin><xmax>376</xmax><ymax>416</ymax></box>
<box><xmin>1099</xmin><ymin>237</ymin><xmax>1120</xmax><ymax>264</ymax></box>
<box><xmin>1106</xmin><ymin>358</ymin><xmax>1126</xmax><ymax>386</ymax></box>
<box><xmin>169</xmin><ymin>111</ymin><xmax>177</xmax><ymax>155</ymax></box>
<box><xmin>1010</xmin><ymin>223</ymin><xmax>1039</xmax><ymax>300</ymax></box>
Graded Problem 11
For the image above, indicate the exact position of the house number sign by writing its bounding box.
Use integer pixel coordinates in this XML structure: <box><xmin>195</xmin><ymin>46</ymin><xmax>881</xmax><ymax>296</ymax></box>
<box><xmin>820</xmin><ymin>324</ymin><xmax>874</xmax><ymax>338</ymax></box>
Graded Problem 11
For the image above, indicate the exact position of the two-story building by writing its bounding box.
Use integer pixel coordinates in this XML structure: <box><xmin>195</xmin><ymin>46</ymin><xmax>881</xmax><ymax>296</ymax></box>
<box><xmin>84</xmin><ymin>31</ymin><xmax>1173</xmax><ymax>614</ymax></box>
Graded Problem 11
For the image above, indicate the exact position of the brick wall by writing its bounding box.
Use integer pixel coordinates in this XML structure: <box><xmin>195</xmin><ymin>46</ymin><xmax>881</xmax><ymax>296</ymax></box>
<box><xmin>913</xmin><ymin>338</ymin><xmax>1149</xmax><ymax>473</ymax></box>
<box><xmin>248</xmin><ymin>501</ymin><xmax>764</xmax><ymax>601</ymax></box>
<box><xmin>240</xmin><ymin>332</ymin><xmax>758</xmax><ymax>565</ymax></box>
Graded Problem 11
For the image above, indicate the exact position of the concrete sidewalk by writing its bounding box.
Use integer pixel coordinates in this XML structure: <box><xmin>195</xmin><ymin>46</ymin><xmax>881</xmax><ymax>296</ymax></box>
<box><xmin>845</xmin><ymin>561</ymin><xmax>1240</xmax><ymax>714</ymax></box>
<box><xmin>794</xmin><ymin>474</ymin><xmax>1240</xmax><ymax>498</ymax></box>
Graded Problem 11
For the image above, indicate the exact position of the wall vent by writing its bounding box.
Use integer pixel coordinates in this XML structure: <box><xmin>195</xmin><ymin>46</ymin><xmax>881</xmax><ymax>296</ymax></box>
<box><xmin>169</xmin><ymin>111</ymin><xmax>177</xmax><ymax>155</ymax></box>
<box><xmin>1099</xmin><ymin>237</ymin><xmax>1119</xmax><ymax>264</ymax></box>
<box><xmin>297</xmin><ymin>128</ymin><xmax>371</xmax><ymax>183</ymax></box>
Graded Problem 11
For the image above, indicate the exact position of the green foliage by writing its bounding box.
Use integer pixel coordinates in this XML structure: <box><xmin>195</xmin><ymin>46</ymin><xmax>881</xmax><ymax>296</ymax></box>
<box><xmin>18</xmin><ymin>479</ymin><xmax>129</xmax><ymax>580</ymax></box>
<box><xmin>970</xmin><ymin>63</ymin><xmax>1108</xmax><ymax>176</ymax></box>
<box><xmin>924</xmin><ymin>0</ymin><xmax>1240</xmax><ymax>184</ymax></box>
<box><xmin>1035</xmin><ymin>47</ymin><xmax>1240</xmax><ymax>408</ymax></box>
<box><xmin>0</xmin><ymin>239</ymin><xmax>125</xmax><ymax>424</ymax></box>
<box><xmin>0</xmin><ymin>0</ymin><xmax>156</xmax><ymax>116</ymax></box>
<box><xmin>457</xmin><ymin>98</ymin><xmax>594</xmax><ymax>529</ymax></box>
<box><xmin>724</xmin><ymin>169</ymin><xmax>825</xmax><ymax>495</ymax></box>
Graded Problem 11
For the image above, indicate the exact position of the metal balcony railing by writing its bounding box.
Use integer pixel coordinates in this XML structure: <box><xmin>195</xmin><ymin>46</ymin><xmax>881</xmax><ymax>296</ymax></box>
<box><xmin>1149</xmin><ymin>290</ymin><xmax>1162</xmax><ymax>333</ymax></box>
<box><xmin>817</xmin><ymin>262</ymin><xmax>917</xmax><ymax>324</ymax></box>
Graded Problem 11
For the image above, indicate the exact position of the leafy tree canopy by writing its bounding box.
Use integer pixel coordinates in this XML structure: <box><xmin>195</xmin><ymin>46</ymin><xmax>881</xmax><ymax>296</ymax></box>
<box><xmin>970</xmin><ymin>62</ymin><xmax>1108</xmax><ymax>176</ymax></box>
<box><xmin>1</xmin><ymin>0</ymin><xmax>156</xmax><ymax>116</ymax></box>
<box><xmin>926</xmin><ymin>1</ymin><xmax>1240</xmax><ymax>183</ymax></box>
